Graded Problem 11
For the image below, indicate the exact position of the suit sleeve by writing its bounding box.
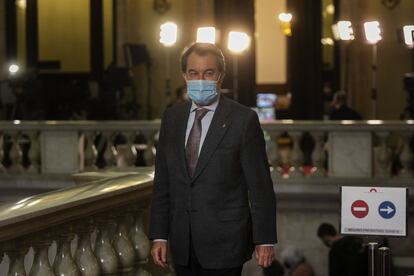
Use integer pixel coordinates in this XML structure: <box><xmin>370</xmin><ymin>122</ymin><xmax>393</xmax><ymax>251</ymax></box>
<box><xmin>240</xmin><ymin>111</ymin><xmax>277</xmax><ymax>244</ymax></box>
<box><xmin>149</xmin><ymin>111</ymin><xmax>170</xmax><ymax>240</ymax></box>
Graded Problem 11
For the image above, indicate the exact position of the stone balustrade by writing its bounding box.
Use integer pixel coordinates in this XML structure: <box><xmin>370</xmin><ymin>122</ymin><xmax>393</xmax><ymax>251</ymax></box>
<box><xmin>0</xmin><ymin>169</ymin><xmax>174</xmax><ymax>275</ymax></box>
<box><xmin>0</xmin><ymin>119</ymin><xmax>413</xmax><ymax>180</ymax></box>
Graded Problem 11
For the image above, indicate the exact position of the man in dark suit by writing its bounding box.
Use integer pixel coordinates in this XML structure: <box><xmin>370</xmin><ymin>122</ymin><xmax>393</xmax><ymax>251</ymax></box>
<box><xmin>328</xmin><ymin>92</ymin><xmax>362</xmax><ymax>120</ymax></box>
<box><xmin>150</xmin><ymin>43</ymin><xmax>277</xmax><ymax>276</ymax></box>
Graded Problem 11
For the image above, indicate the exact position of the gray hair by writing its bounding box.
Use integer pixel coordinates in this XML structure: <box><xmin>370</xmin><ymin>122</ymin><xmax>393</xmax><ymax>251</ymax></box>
<box><xmin>180</xmin><ymin>43</ymin><xmax>226</xmax><ymax>73</ymax></box>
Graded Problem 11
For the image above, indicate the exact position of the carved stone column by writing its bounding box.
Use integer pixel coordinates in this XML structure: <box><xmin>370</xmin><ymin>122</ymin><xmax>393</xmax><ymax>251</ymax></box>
<box><xmin>6</xmin><ymin>248</ymin><xmax>27</xmax><ymax>276</ymax></box>
<box><xmin>398</xmin><ymin>132</ymin><xmax>413</xmax><ymax>178</ymax></box>
<box><xmin>82</xmin><ymin>131</ymin><xmax>98</xmax><ymax>171</ymax></box>
<box><xmin>29</xmin><ymin>240</ymin><xmax>54</xmax><ymax>276</ymax></box>
<box><xmin>26</xmin><ymin>131</ymin><xmax>40</xmax><ymax>174</ymax></box>
<box><xmin>288</xmin><ymin>132</ymin><xmax>304</xmax><ymax>178</ymax></box>
<box><xmin>75</xmin><ymin>225</ymin><xmax>100</xmax><ymax>276</ymax></box>
<box><xmin>54</xmin><ymin>232</ymin><xmax>80</xmax><ymax>276</ymax></box>
<box><xmin>113</xmin><ymin>216</ymin><xmax>135</xmax><ymax>273</ymax></box>
<box><xmin>374</xmin><ymin>132</ymin><xmax>391</xmax><ymax>177</ymax></box>
<box><xmin>95</xmin><ymin>218</ymin><xmax>118</xmax><ymax>275</ymax></box>
<box><xmin>311</xmin><ymin>132</ymin><xmax>326</xmax><ymax>177</ymax></box>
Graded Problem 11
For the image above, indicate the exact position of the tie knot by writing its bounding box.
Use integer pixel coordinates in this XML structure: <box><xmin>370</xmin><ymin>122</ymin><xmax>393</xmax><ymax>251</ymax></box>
<box><xmin>195</xmin><ymin>108</ymin><xmax>208</xmax><ymax>121</ymax></box>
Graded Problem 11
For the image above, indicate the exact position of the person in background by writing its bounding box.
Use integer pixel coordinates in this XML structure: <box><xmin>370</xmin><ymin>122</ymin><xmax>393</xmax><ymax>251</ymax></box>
<box><xmin>167</xmin><ymin>85</ymin><xmax>188</xmax><ymax>108</ymax></box>
<box><xmin>281</xmin><ymin>247</ymin><xmax>314</xmax><ymax>276</ymax></box>
<box><xmin>317</xmin><ymin>223</ymin><xmax>367</xmax><ymax>276</ymax></box>
<box><xmin>329</xmin><ymin>91</ymin><xmax>362</xmax><ymax>120</ymax></box>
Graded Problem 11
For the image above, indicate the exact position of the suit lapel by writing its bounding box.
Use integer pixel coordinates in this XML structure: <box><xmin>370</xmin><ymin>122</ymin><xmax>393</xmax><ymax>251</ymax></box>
<box><xmin>191</xmin><ymin>95</ymin><xmax>233</xmax><ymax>181</ymax></box>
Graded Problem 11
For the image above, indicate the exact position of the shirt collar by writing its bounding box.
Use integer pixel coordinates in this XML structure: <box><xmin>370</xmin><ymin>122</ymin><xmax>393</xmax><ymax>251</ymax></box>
<box><xmin>190</xmin><ymin>95</ymin><xmax>220</xmax><ymax>113</ymax></box>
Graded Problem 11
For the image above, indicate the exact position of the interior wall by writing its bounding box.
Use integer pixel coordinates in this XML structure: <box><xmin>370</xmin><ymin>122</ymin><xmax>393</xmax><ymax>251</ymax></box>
<box><xmin>0</xmin><ymin>0</ymin><xmax>5</xmax><ymax>78</ymax></box>
<box><xmin>119</xmin><ymin>0</ymin><xmax>206</xmax><ymax>119</ymax></box>
<box><xmin>341</xmin><ymin>0</ymin><xmax>414</xmax><ymax>120</ymax></box>
<box><xmin>255</xmin><ymin>0</ymin><xmax>287</xmax><ymax>85</ymax></box>
<box><xmin>103</xmin><ymin>0</ymin><xmax>113</xmax><ymax>70</ymax></box>
<box><xmin>38</xmin><ymin>0</ymin><xmax>90</xmax><ymax>72</ymax></box>
<box><xmin>16</xmin><ymin>0</ymin><xmax>26</xmax><ymax>69</ymax></box>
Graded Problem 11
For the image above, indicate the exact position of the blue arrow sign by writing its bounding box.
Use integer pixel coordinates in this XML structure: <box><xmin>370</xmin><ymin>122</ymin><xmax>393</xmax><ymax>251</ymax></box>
<box><xmin>378</xmin><ymin>201</ymin><xmax>396</xmax><ymax>219</ymax></box>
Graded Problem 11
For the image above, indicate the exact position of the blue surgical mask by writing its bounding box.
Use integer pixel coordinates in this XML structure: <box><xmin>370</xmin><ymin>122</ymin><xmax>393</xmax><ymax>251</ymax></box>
<box><xmin>186</xmin><ymin>80</ymin><xmax>218</xmax><ymax>106</ymax></box>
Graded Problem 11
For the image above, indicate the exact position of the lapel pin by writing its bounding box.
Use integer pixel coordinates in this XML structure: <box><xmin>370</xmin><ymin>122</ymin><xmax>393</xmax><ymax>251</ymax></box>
<box><xmin>222</xmin><ymin>123</ymin><xmax>226</xmax><ymax>128</ymax></box>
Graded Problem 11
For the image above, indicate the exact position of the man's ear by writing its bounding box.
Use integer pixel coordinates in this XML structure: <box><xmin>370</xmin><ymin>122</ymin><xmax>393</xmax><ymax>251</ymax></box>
<box><xmin>182</xmin><ymin>73</ymin><xmax>187</xmax><ymax>81</ymax></box>
<box><xmin>219</xmin><ymin>72</ymin><xmax>225</xmax><ymax>82</ymax></box>
<box><xmin>218</xmin><ymin>73</ymin><xmax>225</xmax><ymax>86</ymax></box>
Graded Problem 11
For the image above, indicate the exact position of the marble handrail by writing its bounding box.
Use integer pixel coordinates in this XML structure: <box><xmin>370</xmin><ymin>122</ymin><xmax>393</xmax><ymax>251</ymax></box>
<box><xmin>0</xmin><ymin>119</ymin><xmax>413</xmax><ymax>131</ymax></box>
<box><xmin>0</xmin><ymin>168</ymin><xmax>154</xmax><ymax>243</ymax></box>
<box><xmin>0</xmin><ymin>119</ymin><xmax>413</xmax><ymax>177</ymax></box>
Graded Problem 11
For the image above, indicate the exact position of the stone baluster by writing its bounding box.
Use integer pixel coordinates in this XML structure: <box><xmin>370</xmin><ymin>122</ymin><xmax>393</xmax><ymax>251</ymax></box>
<box><xmin>18</xmin><ymin>134</ymin><xmax>31</xmax><ymax>172</ymax></box>
<box><xmin>75</xmin><ymin>223</ymin><xmax>100</xmax><ymax>276</ymax></box>
<box><xmin>150</xmin><ymin>131</ymin><xmax>160</xmax><ymax>163</ymax></box>
<box><xmin>113</xmin><ymin>215</ymin><xmax>136</xmax><ymax>273</ymax></box>
<box><xmin>147</xmin><ymin>131</ymin><xmax>158</xmax><ymax>166</ymax></box>
<box><xmin>268</xmin><ymin>132</ymin><xmax>280</xmax><ymax>169</ymax></box>
<box><xmin>95</xmin><ymin>217</ymin><xmax>118</xmax><ymax>275</ymax></box>
<box><xmin>133</xmin><ymin>132</ymin><xmax>149</xmax><ymax>167</ymax></box>
<box><xmin>26</xmin><ymin>131</ymin><xmax>40</xmax><ymax>174</ymax></box>
<box><xmin>29</xmin><ymin>238</ymin><xmax>54</xmax><ymax>276</ymax></box>
<box><xmin>128</xmin><ymin>209</ymin><xmax>152</xmax><ymax>276</ymax></box>
<box><xmin>123</xmin><ymin>132</ymin><xmax>136</xmax><ymax>167</ymax></box>
<box><xmin>113</xmin><ymin>133</ymin><xmax>129</xmax><ymax>168</ymax></box>
<box><xmin>288</xmin><ymin>131</ymin><xmax>304</xmax><ymax>178</ymax></box>
<box><xmin>102</xmin><ymin>132</ymin><xmax>116</xmax><ymax>169</ymax></box>
<box><xmin>311</xmin><ymin>132</ymin><xmax>326</xmax><ymax>177</ymax></box>
<box><xmin>82</xmin><ymin>131</ymin><xmax>98</xmax><ymax>171</ymax></box>
<box><xmin>8</xmin><ymin>132</ymin><xmax>22</xmax><ymax>173</ymax></box>
<box><xmin>53</xmin><ymin>230</ymin><xmax>80</xmax><ymax>276</ymax></box>
<box><xmin>398</xmin><ymin>132</ymin><xmax>413</xmax><ymax>178</ymax></box>
<box><xmin>129</xmin><ymin>212</ymin><xmax>150</xmax><ymax>264</ymax></box>
<box><xmin>374</xmin><ymin>132</ymin><xmax>392</xmax><ymax>177</ymax></box>
<box><xmin>5</xmin><ymin>246</ymin><xmax>27</xmax><ymax>276</ymax></box>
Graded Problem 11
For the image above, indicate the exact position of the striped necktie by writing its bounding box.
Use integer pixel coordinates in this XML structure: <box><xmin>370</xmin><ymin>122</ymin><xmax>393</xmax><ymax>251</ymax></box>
<box><xmin>185</xmin><ymin>108</ymin><xmax>209</xmax><ymax>177</ymax></box>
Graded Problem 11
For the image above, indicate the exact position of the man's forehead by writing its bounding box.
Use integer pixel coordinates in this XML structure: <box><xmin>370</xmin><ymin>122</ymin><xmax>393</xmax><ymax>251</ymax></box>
<box><xmin>186</xmin><ymin>52</ymin><xmax>219</xmax><ymax>70</ymax></box>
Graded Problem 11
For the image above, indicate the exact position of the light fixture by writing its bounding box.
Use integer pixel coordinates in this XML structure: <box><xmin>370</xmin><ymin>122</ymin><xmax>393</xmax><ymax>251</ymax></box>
<box><xmin>278</xmin><ymin>13</ymin><xmax>292</xmax><ymax>23</ymax></box>
<box><xmin>227</xmin><ymin>31</ymin><xmax>250</xmax><ymax>54</ymax></box>
<box><xmin>16</xmin><ymin>0</ymin><xmax>26</xmax><ymax>9</ymax></box>
<box><xmin>337</xmin><ymin>21</ymin><xmax>354</xmax><ymax>41</ymax></box>
<box><xmin>325</xmin><ymin>4</ymin><xmax>335</xmax><ymax>15</ymax></box>
<box><xmin>364</xmin><ymin>21</ymin><xmax>382</xmax><ymax>44</ymax></box>
<box><xmin>278</xmin><ymin>13</ymin><xmax>293</xmax><ymax>36</ymax></box>
<box><xmin>321</xmin><ymin>37</ymin><xmax>334</xmax><ymax>46</ymax></box>
<box><xmin>403</xmin><ymin>25</ymin><xmax>414</xmax><ymax>47</ymax></box>
<box><xmin>159</xmin><ymin>22</ymin><xmax>178</xmax><ymax>46</ymax></box>
<box><xmin>8</xmin><ymin>64</ymin><xmax>19</xmax><ymax>74</ymax></box>
<box><xmin>196</xmin><ymin>27</ymin><xmax>216</xmax><ymax>44</ymax></box>
<box><xmin>363</xmin><ymin>21</ymin><xmax>382</xmax><ymax>118</ymax></box>
<box><xmin>227</xmin><ymin>31</ymin><xmax>250</xmax><ymax>102</ymax></box>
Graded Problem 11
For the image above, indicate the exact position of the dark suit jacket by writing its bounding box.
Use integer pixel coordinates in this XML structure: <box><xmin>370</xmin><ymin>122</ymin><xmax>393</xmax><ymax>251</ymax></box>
<box><xmin>149</xmin><ymin>95</ymin><xmax>277</xmax><ymax>269</ymax></box>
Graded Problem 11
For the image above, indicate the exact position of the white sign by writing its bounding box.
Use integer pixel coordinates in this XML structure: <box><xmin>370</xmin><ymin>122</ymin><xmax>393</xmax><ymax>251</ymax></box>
<box><xmin>341</xmin><ymin>186</ymin><xmax>407</xmax><ymax>237</ymax></box>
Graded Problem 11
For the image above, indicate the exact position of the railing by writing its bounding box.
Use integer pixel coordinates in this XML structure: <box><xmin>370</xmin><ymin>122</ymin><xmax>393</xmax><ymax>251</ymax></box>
<box><xmin>0</xmin><ymin>120</ymin><xmax>413</xmax><ymax>275</ymax></box>
<box><xmin>0</xmin><ymin>120</ymin><xmax>413</xmax><ymax>180</ymax></box>
<box><xmin>0</xmin><ymin>168</ymin><xmax>174</xmax><ymax>275</ymax></box>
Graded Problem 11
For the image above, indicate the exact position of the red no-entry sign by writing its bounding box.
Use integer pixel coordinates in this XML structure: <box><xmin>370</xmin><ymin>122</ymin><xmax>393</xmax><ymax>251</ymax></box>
<box><xmin>351</xmin><ymin>200</ymin><xmax>369</xmax><ymax>218</ymax></box>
